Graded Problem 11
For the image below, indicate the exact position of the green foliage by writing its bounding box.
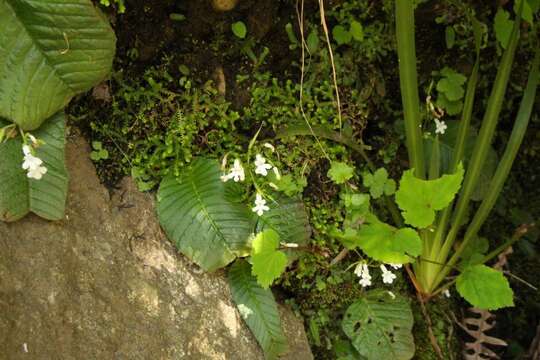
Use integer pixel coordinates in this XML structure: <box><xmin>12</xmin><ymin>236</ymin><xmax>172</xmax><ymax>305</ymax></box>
<box><xmin>362</xmin><ymin>168</ymin><xmax>396</xmax><ymax>199</ymax></box>
<box><xmin>395</xmin><ymin>164</ymin><xmax>464</xmax><ymax>228</ymax></box>
<box><xmin>0</xmin><ymin>0</ymin><xmax>116</xmax><ymax>130</ymax></box>
<box><xmin>0</xmin><ymin>113</ymin><xmax>68</xmax><ymax>221</ymax></box>
<box><xmin>232</xmin><ymin>21</ymin><xmax>247</xmax><ymax>39</ymax></box>
<box><xmin>251</xmin><ymin>230</ymin><xmax>288</xmax><ymax>288</ymax></box>
<box><xmin>156</xmin><ymin>158</ymin><xmax>253</xmax><ymax>271</ymax></box>
<box><xmin>456</xmin><ymin>264</ymin><xmax>514</xmax><ymax>310</ymax></box>
<box><xmin>255</xmin><ymin>193</ymin><xmax>311</xmax><ymax>247</ymax></box>
<box><xmin>494</xmin><ymin>9</ymin><xmax>513</xmax><ymax>49</ymax></box>
<box><xmin>342</xmin><ymin>290</ymin><xmax>415</xmax><ymax>360</ymax></box>
<box><xmin>328</xmin><ymin>161</ymin><xmax>354</xmax><ymax>184</ymax></box>
<box><xmin>228</xmin><ymin>260</ymin><xmax>288</xmax><ymax>359</ymax></box>
<box><xmin>436</xmin><ymin>67</ymin><xmax>467</xmax><ymax>116</ymax></box>
<box><xmin>90</xmin><ymin>141</ymin><xmax>109</xmax><ymax>161</ymax></box>
<box><xmin>333</xmin><ymin>25</ymin><xmax>353</xmax><ymax>45</ymax></box>
<box><xmin>355</xmin><ymin>221</ymin><xmax>422</xmax><ymax>264</ymax></box>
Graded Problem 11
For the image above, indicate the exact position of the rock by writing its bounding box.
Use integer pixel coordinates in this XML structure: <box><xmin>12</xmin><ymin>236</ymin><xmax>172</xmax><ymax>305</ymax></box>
<box><xmin>0</xmin><ymin>134</ymin><xmax>312</xmax><ymax>360</ymax></box>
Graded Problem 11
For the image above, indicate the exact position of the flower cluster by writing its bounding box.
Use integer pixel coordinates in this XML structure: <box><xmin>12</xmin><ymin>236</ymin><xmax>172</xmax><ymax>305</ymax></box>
<box><xmin>22</xmin><ymin>139</ymin><xmax>47</xmax><ymax>180</ymax></box>
<box><xmin>354</xmin><ymin>262</ymin><xmax>402</xmax><ymax>288</ymax></box>
<box><xmin>221</xmin><ymin>151</ymin><xmax>280</xmax><ymax>217</ymax></box>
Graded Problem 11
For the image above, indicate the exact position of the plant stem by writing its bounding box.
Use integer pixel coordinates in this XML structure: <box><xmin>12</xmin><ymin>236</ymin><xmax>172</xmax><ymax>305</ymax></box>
<box><xmin>433</xmin><ymin>45</ymin><xmax>539</xmax><ymax>290</ymax></box>
<box><xmin>395</xmin><ymin>0</ymin><xmax>425</xmax><ymax>179</ymax></box>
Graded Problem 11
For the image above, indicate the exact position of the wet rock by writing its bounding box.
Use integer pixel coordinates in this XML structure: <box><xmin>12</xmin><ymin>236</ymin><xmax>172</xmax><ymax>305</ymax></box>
<box><xmin>0</xmin><ymin>134</ymin><xmax>312</xmax><ymax>360</ymax></box>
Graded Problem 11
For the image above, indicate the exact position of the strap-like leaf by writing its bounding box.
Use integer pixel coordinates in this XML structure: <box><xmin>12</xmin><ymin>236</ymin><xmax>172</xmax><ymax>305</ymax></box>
<box><xmin>342</xmin><ymin>290</ymin><xmax>415</xmax><ymax>360</ymax></box>
<box><xmin>156</xmin><ymin>158</ymin><xmax>253</xmax><ymax>272</ymax></box>
<box><xmin>0</xmin><ymin>111</ymin><xmax>68</xmax><ymax>221</ymax></box>
<box><xmin>228</xmin><ymin>260</ymin><xmax>287</xmax><ymax>359</ymax></box>
<box><xmin>0</xmin><ymin>0</ymin><xmax>116</xmax><ymax>130</ymax></box>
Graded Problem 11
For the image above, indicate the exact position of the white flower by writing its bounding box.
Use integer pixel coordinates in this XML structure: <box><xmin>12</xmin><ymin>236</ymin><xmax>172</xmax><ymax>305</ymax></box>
<box><xmin>254</xmin><ymin>154</ymin><xmax>272</xmax><ymax>176</ymax></box>
<box><xmin>355</xmin><ymin>263</ymin><xmax>372</xmax><ymax>288</ymax></box>
<box><xmin>237</xmin><ymin>304</ymin><xmax>253</xmax><ymax>319</ymax></box>
<box><xmin>443</xmin><ymin>289</ymin><xmax>450</xmax><ymax>298</ymax></box>
<box><xmin>380</xmin><ymin>264</ymin><xmax>397</xmax><ymax>284</ymax></box>
<box><xmin>389</xmin><ymin>263</ymin><xmax>402</xmax><ymax>270</ymax></box>
<box><xmin>359</xmin><ymin>276</ymin><xmax>372</xmax><ymax>287</ymax></box>
<box><xmin>252</xmin><ymin>193</ymin><xmax>269</xmax><ymax>216</ymax></box>
<box><xmin>263</xmin><ymin>143</ymin><xmax>275</xmax><ymax>152</ymax></box>
<box><xmin>27</xmin><ymin>165</ymin><xmax>47</xmax><ymax>180</ymax></box>
<box><xmin>28</xmin><ymin>134</ymin><xmax>38</xmax><ymax>144</ymax></box>
<box><xmin>434</xmin><ymin>119</ymin><xmax>447</xmax><ymax>135</ymax></box>
<box><xmin>221</xmin><ymin>159</ymin><xmax>245</xmax><ymax>182</ymax></box>
<box><xmin>281</xmin><ymin>242</ymin><xmax>299</xmax><ymax>248</ymax></box>
<box><xmin>21</xmin><ymin>145</ymin><xmax>47</xmax><ymax>180</ymax></box>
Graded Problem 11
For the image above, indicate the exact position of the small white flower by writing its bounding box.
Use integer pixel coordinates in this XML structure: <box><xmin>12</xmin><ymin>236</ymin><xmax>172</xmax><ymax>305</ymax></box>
<box><xmin>221</xmin><ymin>159</ymin><xmax>245</xmax><ymax>182</ymax></box>
<box><xmin>380</xmin><ymin>264</ymin><xmax>397</xmax><ymax>284</ymax></box>
<box><xmin>27</xmin><ymin>165</ymin><xmax>47</xmax><ymax>180</ymax></box>
<box><xmin>263</xmin><ymin>143</ymin><xmax>275</xmax><ymax>152</ymax></box>
<box><xmin>434</xmin><ymin>119</ymin><xmax>447</xmax><ymax>135</ymax></box>
<box><xmin>28</xmin><ymin>134</ymin><xmax>38</xmax><ymax>144</ymax></box>
<box><xmin>354</xmin><ymin>263</ymin><xmax>364</xmax><ymax>277</ymax></box>
<box><xmin>389</xmin><ymin>263</ymin><xmax>402</xmax><ymax>270</ymax></box>
<box><xmin>281</xmin><ymin>242</ymin><xmax>299</xmax><ymax>248</ymax></box>
<box><xmin>272</xmin><ymin>166</ymin><xmax>281</xmax><ymax>180</ymax></box>
<box><xmin>21</xmin><ymin>145</ymin><xmax>47</xmax><ymax>180</ymax></box>
<box><xmin>252</xmin><ymin>193</ymin><xmax>269</xmax><ymax>216</ymax></box>
<box><xmin>387</xmin><ymin>291</ymin><xmax>396</xmax><ymax>299</ymax></box>
<box><xmin>254</xmin><ymin>154</ymin><xmax>272</xmax><ymax>176</ymax></box>
<box><xmin>443</xmin><ymin>289</ymin><xmax>450</xmax><ymax>298</ymax></box>
<box><xmin>359</xmin><ymin>276</ymin><xmax>372</xmax><ymax>287</ymax></box>
<box><xmin>356</xmin><ymin>264</ymin><xmax>372</xmax><ymax>287</ymax></box>
<box><xmin>237</xmin><ymin>304</ymin><xmax>253</xmax><ymax>318</ymax></box>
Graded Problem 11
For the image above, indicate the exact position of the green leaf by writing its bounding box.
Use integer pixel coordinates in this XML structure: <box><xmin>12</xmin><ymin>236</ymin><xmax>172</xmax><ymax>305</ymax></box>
<box><xmin>456</xmin><ymin>264</ymin><xmax>514</xmax><ymax>310</ymax></box>
<box><xmin>363</xmin><ymin>168</ymin><xmax>395</xmax><ymax>199</ymax></box>
<box><xmin>307</xmin><ymin>30</ymin><xmax>320</xmax><ymax>53</ymax></box>
<box><xmin>445</xmin><ymin>26</ymin><xmax>455</xmax><ymax>49</ymax></box>
<box><xmin>0</xmin><ymin>0</ymin><xmax>116</xmax><ymax>130</ymax></box>
<box><xmin>436</xmin><ymin>93</ymin><xmax>463</xmax><ymax>116</ymax></box>
<box><xmin>437</xmin><ymin>68</ymin><xmax>467</xmax><ymax>101</ymax></box>
<box><xmin>355</xmin><ymin>221</ymin><xmax>421</xmax><ymax>263</ymax></box>
<box><xmin>332</xmin><ymin>25</ymin><xmax>352</xmax><ymax>45</ymax></box>
<box><xmin>156</xmin><ymin>158</ymin><xmax>253</xmax><ymax>272</ymax></box>
<box><xmin>256</xmin><ymin>193</ymin><xmax>311</xmax><ymax>247</ymax></box>
<box><xmin>0</xmin><ymin>112</ymin><xmax>68</xmax><ymax>222</ymax></box>
<box><xmin>251</xmin><ymin>230</ymin><xmax>288</xmax><ymax>288</ymax></box>
<box><xmin>232</xmin><ymin>21</ymin><xmax>247</xmax><ymax>39</ymax></box>
<box><xmin>350</xmin><ymin>20</ymin><xmax>364</xmax><ymax>41</ymax></box>
<box><xmin>395</xmin><ymin>164</ymin><xmax>464</xmax><ymax>228</ymax></box>
<box><xmin>494</xmin><ymin>9</ymin><xmax>513</xmax><ymax>49</ymax></box>
<box><xmin>274</xmin><ymin>174</ymin><xmax>306</xmax><ymax>196</ymax></box>
<box><xmin>342</xmin><ymin>290</ymin><xmax>415</xmax><ymax>360</ymax></box>
<box><xmin>228</xmin><ymin>260</ymin><xmax>288</xmax><ymax>359</ymax></box>
<box><xmin>328</xmin><ymin>161</ymin><xmax>354</xmax><ymax>184</ymax></box>
<box><xmin>514</xmin><ymin>0</ymin><xmax>533</xmax><ymax>24</ymax></box>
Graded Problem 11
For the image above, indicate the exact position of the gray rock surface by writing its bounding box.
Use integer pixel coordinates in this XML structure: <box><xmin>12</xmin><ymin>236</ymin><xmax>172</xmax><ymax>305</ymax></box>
<box><xmin>0</xmin><ymin>134</ymin><xmax>312</xmax><ymax>360</ymax></box>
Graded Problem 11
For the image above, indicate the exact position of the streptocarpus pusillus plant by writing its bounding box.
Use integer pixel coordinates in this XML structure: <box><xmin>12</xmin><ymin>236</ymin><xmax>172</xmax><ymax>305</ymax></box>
<box><xmin>0</xmin><ymin>0</ymin><xmax>116</xmax><ymax>222</ymax></box>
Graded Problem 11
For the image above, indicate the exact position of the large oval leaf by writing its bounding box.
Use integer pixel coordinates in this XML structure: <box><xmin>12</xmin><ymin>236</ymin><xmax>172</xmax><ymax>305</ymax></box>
<box><xmin>228</xmin><ymin>260</ymin><xmax>288</xmax><ymax>359</ymax></box>
<box><xmin>0</xmin><ymin>0</ymin><xmax>116</xmax><ymax>130</ymax></box>
<box><xmin>342</xmin><ymin>290</ymin><xmax>415</xmax><ymax>360</ymax></box>
<box><xmin>156</xmin><ymin>158</ymin><xmax>253</xmax><ymax>272</ymax></box>
<box><xmin>0</xmin><ymin>111</ymin><xmax>68</xmax><ymax>221</ymax></box>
